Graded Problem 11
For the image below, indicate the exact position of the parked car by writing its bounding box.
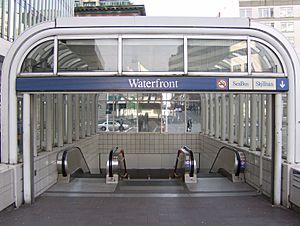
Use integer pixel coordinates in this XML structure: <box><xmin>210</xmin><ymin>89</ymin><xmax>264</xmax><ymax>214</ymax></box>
<box><xmin>98</xmin><ymin>120</ymin><xmax>129</xmax><ymax>131</ymax></box>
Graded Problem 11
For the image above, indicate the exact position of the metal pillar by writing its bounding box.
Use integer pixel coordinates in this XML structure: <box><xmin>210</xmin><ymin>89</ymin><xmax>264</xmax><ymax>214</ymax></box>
<box><xmin>46</xmin><ymin>95</ymin><xmax>53</xmax><ymax>151</ymax></box>
<box><xmin>238</xmin><ymin>94</ymin><xmax>245</xmax><ymax>146</ymax></box>
<box><xmin>215</xmin><ymin>94</ymin><xmax>220</xmax><ymax>139</ymax></box>
<box><xmin>221</xmin><ymin>94</ymin><xmax>226</xmax><ymax>141</ymax></box>
<box><xmin>209</xmin><ymin>94</ymin><xmax>214</xmax><ymax>136</ymax></box>
<box><xmin>74</xmin><ymin>94</ymin><xmax>80</xmax><ymax>141</ymax></box>
<box><xmin>86</xmin><ymin>95</ymin><xmax>91</xmax><ymax>136</ymax></box>
<box><xmin>57</xmin><ymin>94</ymin><xmax>64</xmax><ymax>147</ymax></box>
<box><xmin>67</xmin><ymin>94</ymin><xmax>73</xmax><ymax>143</ymax></box>
<box><xmin>266</xmin><ymin>95</ymin><xmax>272</xmax><ymax>157</ymax></box>
<box><xmin>250</xmin><ymin>95</ymin><xmax>257</xmax><ymax>151</ymax></box>
<box><xmin>273</xmin><ymin>94</ymin><xmax>283</xmax><ymax>205</ymax></box>
<box><xmin>228</xmin><ymin>94</ymin><xmax>234</xmax><ymax>143</ymax></box>
<box><xmin>23</xmin><ymin>94</ymin><xmax>34</xmax><ymax>204</ymax></box>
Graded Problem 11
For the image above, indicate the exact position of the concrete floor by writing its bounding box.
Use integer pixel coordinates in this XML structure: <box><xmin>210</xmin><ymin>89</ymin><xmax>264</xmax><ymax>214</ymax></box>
<box><xmin>0</xmin><ymin>195</ymin><xmax>300</xmax><ymax>226</ymax></box>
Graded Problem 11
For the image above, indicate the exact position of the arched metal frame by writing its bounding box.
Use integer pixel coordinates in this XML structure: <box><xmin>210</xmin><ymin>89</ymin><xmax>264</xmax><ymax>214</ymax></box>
<box><xmin>1</xmin><ymin>17</ymin><xmax>300</xmax><ymax>205</ymax></box>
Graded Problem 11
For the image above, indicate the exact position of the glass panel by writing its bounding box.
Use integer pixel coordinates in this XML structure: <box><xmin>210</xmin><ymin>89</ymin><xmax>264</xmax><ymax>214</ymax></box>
<box><xmin>188</xmin><ymin>39</ymin><xmax>247</xmax><ymax>72</ymax></box>
<box><xmin>162</xmin><ymin>93</ymin><xmax>185</xmax><ymax>133</ymax></box>
<box><xmin>21</xmin><ymin>40</ymin><xmax>54</xmax><ymax>73</ymax></box>
<box><xmin>138</xmin><ymin>93</ymin><xmax>161</xmax><ymax>132</ymax></box>
<box><xmin>123</xmin><ymin>39</ymin><xmax>184</xmax><ymax>72</ymax></box>
<box><xmin>58</xmin><ymin>39</ymin><xmax>118</xmax><ymax>72</ymax></box>
<box><xmin>186</xmin><ymin>100</ymin><xmax>201</xmax><ymax>133</ymax></box>
<box><xmin>251</xmin><ymin>41</ymin><xmax>283</xmax><ymax>73</ymax></box>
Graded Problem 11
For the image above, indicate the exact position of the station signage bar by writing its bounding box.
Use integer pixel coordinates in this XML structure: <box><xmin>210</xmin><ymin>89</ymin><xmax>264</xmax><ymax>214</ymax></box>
<box><xmin>16</xmin><ymin>76</ymin><xmax>289</xmax><ymax>92</ymax></box>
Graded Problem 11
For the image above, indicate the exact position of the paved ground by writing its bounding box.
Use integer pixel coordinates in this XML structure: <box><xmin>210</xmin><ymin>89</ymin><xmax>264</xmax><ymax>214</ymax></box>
<box><xmin>0</xmin><ymin>195</ymin><xmax>300</xmax><ymax>226</ymax></box>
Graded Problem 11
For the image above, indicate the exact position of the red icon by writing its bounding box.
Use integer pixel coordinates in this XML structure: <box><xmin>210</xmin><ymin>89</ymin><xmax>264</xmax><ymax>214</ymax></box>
<box><xmin>217</xmin><ymin>79</ymin><xmax>228</xmax><ymax>89</ymax></box>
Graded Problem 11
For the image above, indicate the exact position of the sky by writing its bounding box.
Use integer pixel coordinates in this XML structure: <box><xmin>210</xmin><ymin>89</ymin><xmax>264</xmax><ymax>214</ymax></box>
<box><xmin>131</xmin><ymin>0</ymin><xmax>240</xmax><ymax>17</ymax></box>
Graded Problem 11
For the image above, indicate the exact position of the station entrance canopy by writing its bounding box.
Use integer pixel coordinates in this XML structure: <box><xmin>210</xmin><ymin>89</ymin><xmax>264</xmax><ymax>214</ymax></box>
<box><xmin>1</xmin><ymin>16</ymin><xmax>300</xmax><ymax>164</ymax></box>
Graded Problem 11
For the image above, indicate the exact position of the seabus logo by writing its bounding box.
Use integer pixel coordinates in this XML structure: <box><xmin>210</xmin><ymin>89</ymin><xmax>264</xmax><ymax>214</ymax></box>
<box><xmin>128</xmin><ymin>79</ymin><xmax>179</xmax><ymax>89</ymax></box>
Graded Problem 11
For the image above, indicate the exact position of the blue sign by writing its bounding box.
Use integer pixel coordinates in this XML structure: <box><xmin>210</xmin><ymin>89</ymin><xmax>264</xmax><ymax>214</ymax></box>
<box><xmin>276</xmin><ymin>78</ymin><xmax>289</xmax><ymax>91</ymax></box>
<box><xmin>16</xmin><ymin>76</ymin><xmax>288</xmax><ymax>92</ymax></box>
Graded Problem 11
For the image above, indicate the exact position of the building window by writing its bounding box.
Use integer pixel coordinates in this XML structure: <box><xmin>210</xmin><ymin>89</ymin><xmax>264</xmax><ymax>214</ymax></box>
<box><xmin>281</xmin><ymin>22</ymin><xmax>294</xmax><ymax>33</ymax></box>
<box><xmin>83</xmin><ymin>2</ymin><xmax>96</xmax><ymax>6</ymax></box>
<box><xmin>240</xmin><ymin>8</ymin><xmax>252</xmax><ymax>18</ymax></box>
<box><xmin>280</xmin><ymin>7</ymin><xmax>293</xmax><ymax>17</ymax></box>
<box><xmin>258</xmin><ymin>8</ymin><xmax>274</xmax><ymax>18</ymax></box>
<box><xmin>260</xmin><ymin>21</ymin><xmax>274</xmax><ymax>28</ymax></box>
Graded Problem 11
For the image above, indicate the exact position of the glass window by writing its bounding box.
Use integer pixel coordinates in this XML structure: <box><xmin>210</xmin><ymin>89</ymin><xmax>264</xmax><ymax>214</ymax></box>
<box><xmin>240</xmin><ymin>8</ymin><xmax>252</xmax><ymax>18</ymax></box>
<box><xmin>258</xmin><ymin>8</ymin><xmax>274</xmax><ymax>18</ymax></box>
<box><xmin>58</xmin><ymin>39</ymin><xmax>118</xmax><ymax>72</ymax></box>
<box><xmin>123</xmin><ymin>39</ymin><xmax>184</xmax><ymax>72</ymax></box>
<box><xmin>138</xmin><ymin>93</ymin><xmax>162</xmax><ymax>132</ymax></box>
<box><xmin>251</xmin><ymin>41</ymin><xmax>283</xmax><ymax>73</ymax></box>
<box><xmin>280</xmin><ymin>7</ymin><xmax>293</xmax><ymax>17</ymax></box>
<box><xmin>188</xmin><ymin>39</ymin><xmax>247</xmax><ymax>72</ymax></box>
<box><xmin>21</xmin><ymin>40</ymin><xmax>54</xmax><ymax>73</ymax></box>
<box><xmin>281</xmin><ymin>22</ymin><xmax>294</xmax><ymax>33</ymax></box>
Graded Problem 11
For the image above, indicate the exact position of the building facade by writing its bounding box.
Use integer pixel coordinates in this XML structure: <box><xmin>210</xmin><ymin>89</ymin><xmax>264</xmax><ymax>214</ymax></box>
<box><xmin>75</xmin><ymin>0</ymin><xmax>145</xmax><ymax>16</ymax></box>
<box><xmin>239</xmin><ymin>0</ymin><xmax>300</xmax><ymax>59</ymax></box>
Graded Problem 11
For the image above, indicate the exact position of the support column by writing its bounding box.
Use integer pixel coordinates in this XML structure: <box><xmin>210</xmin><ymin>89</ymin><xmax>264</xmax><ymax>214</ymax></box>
<box><xmin>23</xmin><ymin>94</ymin><xmax>34</xmax><ymax>204</ymax></box>
<box><xmin>86</xmin><ymin>95</ymin><xmax>91</xmax><ymax>136</ymax></box>
<box><xmin>274</xmin><ymin>94</ymin><xmax>283</xmax><ymax>205</ymax></box>
<box><xmin>80</xmin><ymin>95</ymin><xmax>86</xmax><ymax>138</ymax></box>
<box><xmin>33</xmin><ymin>95</ymin><xmax>38</xmax><ymax>157</ymax></box>
<box><xmin>228</xmin><ymin>94</ymin><xmax>234</xmax><ymax>143</ymax></box>
<box><xmin>40</xmin><ymin>95</ymin><xmax>44</xmax><ymax>150</ymax></box>
<box><xmin>209</xmin><ymin>94</ymin><xmax>214</xmax><ymax>136</ymax></box>
<box><xmin>238</xmin><ymin>94</ymin><xmax>245</xmax><ymax>147</ymax></box>
<box><xmin>91</xmin><ymin>95</ymin><xmax>96</xmax><ymax>135</ymax></box>
<box><xmin>221</xmin><ymin>94</ymin><xmax>226</xmax><ymax>141</ymax></box>
<box><xmin>46</xmin><ymin>95</ymin><xmax>53</xmax><ymax>151</ymax></box>
<box><xmin>266</xmin><ymin>95</ymin><xmax>272</xmax><ymax>157</ymax></box>
<box><xmin>250</xmin><ymin>95</ymin><xmax>257</xmax><ymax>151</ymax></box>
<box><xmin>74</xmin><ymin>95</ymin><xmax>80</xmax><ymax>141</ymax></box>
<box><xmin>245</xmin><ymin>94</ymin><xmax>249</xmax><ymax>145</ymax></box>
<box><xmin>67</xmin><ymin>94</ymin><xmax>73</xmax><ymax>144</ymax></box>
<box><xmin>57</xmin><ymin>94</ymin><xmax>64</xmax><ymax>147</ymax></box>
<box><xmin>261</xmin><ymin>95</ymin><xmax>266</xmax><ymax>153</ymax></box>
<box><xmin>205</xmin><ymin>94</ymin><xmax>209</xmax><ymax>135</ymax></box>
<box><xmin>215</xmin><ymin>94</ymin><xmax>220</xmax><ymax>139</ymax></box>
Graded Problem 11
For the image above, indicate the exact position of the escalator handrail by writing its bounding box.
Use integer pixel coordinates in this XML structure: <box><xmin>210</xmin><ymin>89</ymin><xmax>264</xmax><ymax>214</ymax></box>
<box><xmin>173</xmin><ymin>146</ymin><xmax>195</xmax><ymax>178</ymax></box>
<box><xmin>108</xmin><ymin>146</ymin><xmax>128</xmax><ymax>178</ymax></box>
<box><xmin>209</xmin><ymin>146</ymin><xmax>244</xmax><ymax>176</ymax></box>
<box><xmin>60</xmin><ymin>146</ymin><xmax>90</xmax><ymax>177</ymax></box>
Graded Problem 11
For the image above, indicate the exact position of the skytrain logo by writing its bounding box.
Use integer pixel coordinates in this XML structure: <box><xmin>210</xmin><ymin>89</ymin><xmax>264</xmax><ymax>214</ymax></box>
<box><xmin>128</xmin><ymin>79</ymin><xmax>179</xmax><ymax>89</ymax></box>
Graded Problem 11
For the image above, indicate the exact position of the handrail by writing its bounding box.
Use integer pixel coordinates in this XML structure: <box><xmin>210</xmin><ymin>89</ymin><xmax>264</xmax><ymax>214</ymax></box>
<box><xmin>173</xmin><ymin>146</ymin><xmax>195</xmax><ymax>178</ymax></box>
<box><xmin>108</xmin><ymin>146</ymin><xmax>128</xmax><ymax>178</ymax></box>
<box><xmin>209</xmin><ymin>146</ymin><xmax>246</xmax><ymax>177</ymax></box>
<box><xmin>57</xmin><ymin>146</ymin><xmax>90</xmax><ymax>177</ymax></box>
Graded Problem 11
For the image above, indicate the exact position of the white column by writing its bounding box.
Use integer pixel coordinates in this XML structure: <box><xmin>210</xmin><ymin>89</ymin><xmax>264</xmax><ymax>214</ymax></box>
<box><xmin>40</xmin><ymin>95</ymin><xmax>44</xmax><ymax>150</ymax></box>
<box><xmin>228</xmin><ymin>94</ymin><xmax>234</xmax><ymax>143</ymax></box>
<box><xmin>215</xmin><ymin>94</ymin><xmax>220</xmax><ymax>139</ymax></box>
<box><xmin>245</xmin><ymin>94</ymin><xmax>249</xmax><ymax>145</ymax></box>
<box><xmin>238</xmin><ymin>94</ymin><xmax>245</xmax><ymax>147</ymax></box>
<box><xmin>74</xmin><ymin>95</ymin><xmax>80</xmax><ymax>141</ymax></box>
<box><xmin>209</xmin><ymin>94</ymin><xmax>214</xmax><ymax>136</ymax></box>
<box><xmin>205</xmin><ymin>94</ymin><xmax>209</xmax><ymax>135</ymax></box>
<box><xmin>261</xmin><ymin>95</ymin><xmax>266</xmax><ymax>153</ymax></box>
<box><xmin>86</xmin><ymin>95</ymin><xmax>91</xmax><ymax>136</ymax></box>
<box><xmin>274</xmin><ymin>94</ymin><xmax>283</xmax><ymax>205</ymax></box>
<box><xmin>33</xmin><ymin>95</ymin><xmax>38</xmax><ymax>157</ymax></box>
<box><xmin>67</xmin><ymin>94</ymin><xmax>73</xmax><ymax>144</ymax></box>
<box><xmin>46</xmin><ymin>94</ymin><xmax>53</xmax><ymax>151</ymax></box>
<box><xmin>250</xmin><ymin>95</ymin><xmax>257</xmax><ymax>151</ymax></box>
<box><xmin>221</xmin><ymin>94</ymin><xmax>226</xmax><ymax>141</ymax></box>
<box><xmin>57</xmin><ymin>94</ymin><xmax>64</xmax><ymax>147</ymax></box>
<box><xmin>23</xmin><ymin>94</ymin><xmax>33</xmax><ymax>204</ymax></box>
<box><xmin>80</xmin><ymin>95</ymin><xmax>86</xmax><ymax>138</ymax></box>
<box><xmin>266</xmin><ymin>95</ymin><xmax>272</xmax><ymax>157</ymax></box>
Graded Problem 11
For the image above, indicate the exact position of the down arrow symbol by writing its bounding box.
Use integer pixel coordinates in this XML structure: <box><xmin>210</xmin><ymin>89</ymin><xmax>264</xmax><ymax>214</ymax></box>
<box><xmin>280</xmin><ymin>81</ymin><xmax>285</xmax><ymax>88</ymax></box>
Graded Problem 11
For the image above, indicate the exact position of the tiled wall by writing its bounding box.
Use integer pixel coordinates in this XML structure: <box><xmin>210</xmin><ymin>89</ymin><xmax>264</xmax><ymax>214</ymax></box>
<box><xmin>97</xmin><ymin>133</ymin><xmax>201</xmax><ymax>169</ymax></box>
<box><xmin>34</xmin><ymin>151</ymin><xmax>59</xmax><ymax>197</ymax></box>
<box><xmin>198</xmin><ymin>134</ymin><xmax>274</xmax><ymax>196</ymax></box>
<box><xmin>0</xmin><ymin>164</ymin><xmax>22</xmax><ymax>211</ymax></box>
